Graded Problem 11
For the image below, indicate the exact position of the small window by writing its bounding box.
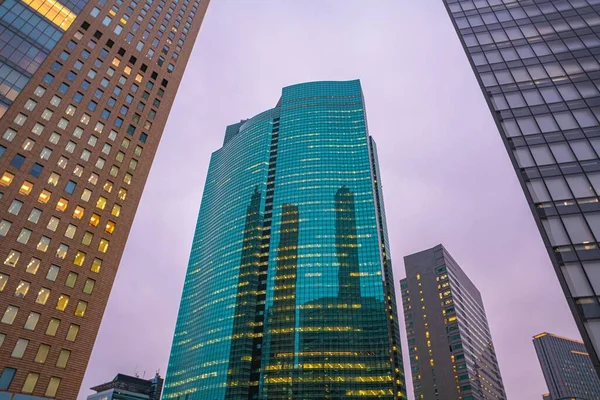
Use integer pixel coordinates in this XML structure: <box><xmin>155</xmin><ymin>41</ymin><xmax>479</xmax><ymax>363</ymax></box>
<box><xmin>0</xmin><ymin>171</ymin><xmax>14</xmax><ymax>186</ymax></box>
<box><xmin>17</xmin><ymin>228</ymin><xmax>31</xmax><ymax>244</ymax></box>
<box><xmin>90</xmin><ymin>213</ymin><xmax>100</xmax><ymax>227</ymax></box>
<box><xmin>65</xmin><ymin>180</ymin><xmax>77</xmax><ymax>194</ymax></box>
<box><xmin>24</xmin><ymin>312</ymin><xmax>40</xmax><ymax>330</ymax></box>
<box><xmin>26</xmin><ymin>258</ymin><xmax>40</xmax><ymax>274</ymax></box>
<box><xmin>112</xmin><ymin>204</ymin><xmax>121</xmax><ymax>217</ymax></box>
<box><xmin>45</xmin><ymin>318</ymin><xmax>59</xmax><ymax>336</ymax></box>
<box><xmin>83</xmin><ymin>279</ymin><xmax>95</xmax><ymax>294</ymax></box>
<box><xmin>56</xmin><ymin>349</ymin><xmax>71</xmax><ymax>368</ymax></box>
<box><xmin>91</xmin><ymin>258</ymin><xmax>102</xmax><ymax>273</ymax></box>
<box><xmin>28</xmin><ymin>208</ymin><xmax>42</xmax><ymax>223</ymax></box>
<box><xmin>81</xmin><ymin>189</ymin><xmax>92</xmax><ymax>202</ymax></box>
<box><xmin>56</xmin><ymin>294</ymin><xmax>69</xmax><ymax>311</ymax></box>
<box><xmin>46</xmin><ymin>266</ymin><xmax>59</xmax><ymax>282</ymax></box>
<box><xmin>19</xmin><ymin>180</ymin><xmax>33</xmax><ymax>195</ymax></box>
<box><xmin>75</xmin><ymin>301</ymin><xmax>87</xmax><ymax>317</ymax></box>
<box><xmin>105</xmin><ymin>220</ymin><xmax>115</xmax><ymax>234</ymax></box>
<box><xmin>1</xmin><ymin>305</ymin><xmax>18</xmax><ymax>324</ymax></box>
<box><xmin>47</xmin><ymin>216</ymin><xmax>60</xmax><ymax>232</ymax></box>
<box><xmin>65</xmin><ymin>272</ymin><xmax>78</xmax><ymax>288</ymax></box>
<box><xmin>73</xmin><ymin>206</ymin><xmax>84</xmax><ymax>220</ymax></box>
<box><xmin>38</xmin><ymin>190</ymin><xmax>51</xmax><ymax>204</ymax></box>
<box><xmin>11</xmin><ymin>338</ymin><xmax>29</xmax><ymax>359</ymax></box>
<box><xmin>35</xmin><ymin>344</ymin><xmax>50</xmax><ymax>363</ymax></box>
<box><xmin>0</xmin><ymin>220</ymin><xmax>11</xmax><ymax>236</ymax></box>
<box><xmin>98</xmin><ymin>239</ymin><xmax>109</xmax><ymax>253</ymax></box>
<box><xmin>48</xmin><ymin>172</ymin><xmax>60</xmax><ymax>186</ymax></box>
<box><xmin>74</xmin><ymin>251</ymin><xmax>86</xmax><ymax>266</ymax></box>
<box><xmin>37</xmin><ymin>236</ymin><xmax>50</xmax><ymax>252</ymax></box>
<box><xmin>82</xmin><ymin>231</ymin><xmax>93</xmax><ymax>246</ymax></box>
<box><xmin>4</xmin><ymin>250</ymin><xmax>20</xmax><ymax>267</ymax></box>
<box><xmin>14</xmin><ymin>281</ymin><xmax>30</xmax><ymax>298</ymax></box>
<box><xmin>0</xmin><ymin>274</ymin><xmax>8</xmax><ymax>291</ymax></box>
<box><xmin>56</xmin><ymin>243</ymin><xmax>69</xmax><ymax>259</ymax></box>
<box><xmin>40</xmin><ymin>147</ymin><xmax>52</xmax><ymax>160</ymax></box>
<box><xmin>45</xmin><ymin>377</ymin><xmax>61</xmax><ymax>397</ymax></box>
<box><xmin>66</xmin><ymin>324</ymin><xmax>79</xmax><ymax>341</ymax></box>
<box><xmin>8</xmin><ymin>200</ymin><xmax>23</xmax><ymax>215</ymax></box>
<box><xmin>65</xmin><ymin>224</ymin><xmax>77</xmax><ymax>239</ymax></box>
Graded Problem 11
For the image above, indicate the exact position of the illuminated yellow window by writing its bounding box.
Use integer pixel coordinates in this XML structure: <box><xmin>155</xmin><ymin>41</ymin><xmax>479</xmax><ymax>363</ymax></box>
<box><xmin>103</xmin><ymin>181</ymin><xmax>113</xmax><ymax>193</ymax></box>
<box><xmin>56</xmin><ymin>294</ymin><xmax>69</xmax><ymax>311</ymax></box>
<box><xmin>66</xmin><ymin>324</ymin><xmax>79</xmax><ymax>341</ymax></box>
<box><xmin>124</xmin><ymin>65</ymin><xmax>132</xmax><ymax>75</ymax></box>
<box><xmin>20</xmin><ymin>181</ymin><xmax>33</xmax><ymax>195</ymax></box>
<box><xmin>118</xmin><ymin>187</ymin><xmax>127</xmax><ymax>200</ymax></box>
<box><xmin>38</xmin><ymin>190</ymin><xmax>51</xmax><ymax>204</ymax></box>
<box><xmin>96</xmin><ymin>197</ymin><xmax>107</xmax><ymax>210</ymax></box>
<box><xmin>98</xmin><ymin>239</ymin><xmax>109</xmax><ymax>253</ymax></box>
<box><xmin>105</xmin><ymin>221</ymin><xmax>115</xmax><ymax>234</ymax></box>
<box><xmin>91</xmin><ymin>258</ymin><xmax>102</xmax><ymax>273</ymax></box>
<box><xmin>111</xmin><ymin>204</ymin><xmax>121</xmax><ymax>217</ymax></box>
<box><xmin>56</xmin><ymin>349</ymin><xmax>70</xmax><ymax>368</ymax></box>
<box><xmin>74</xmin><ymin>251</ymin><xmax>86</xmax><ymax>266</ymax></box>
<box><xmin>90</xmin><ymin>213</ymin><xmax>100</xmax><ymax>227</ymax></box>
<box><xmin>74</xmin><ymin>301</ymin><xmax>87</xmax><ymax>317</ymax></box>
<box><xmin>45</xmin><ymin>377</ymin><xmax>61</xmax><ymax>397</ymax></box>
<box><xmin>48</xmin><ymin>172</ymin><xmax>60</xmax><ymax>186</ymax></box>
<box><xmin>112</xmin><ymin>57</ymin><xmax>120</xmax><ymax>67</ymax></box>
<box><xmin>0</xmin><ymin>172</ymin><xmax>14</xmax><ymax>186</ymax></box>
<box><xmin>56</xmin><ymin>198</ymin><xmax>68</xmax><ymax>212</ymax></box>
<box><xmin>73</xmin><ymin>206</ymin><xmax>84</xmax><ymax>220</ymax></box>
<box><xmin>123</xmin><ymin>173</ymin><xmax>132</xmax><ymax>185</ymax></box>
<box><xmin>135</xmin><ymin>73</ymin><xmax>143</xmax><ymax>83</ymax></box>
<box><xmin>21</xmin><ymin>0</ymin><xmax>77</xmax><ymax>31</ymax></box>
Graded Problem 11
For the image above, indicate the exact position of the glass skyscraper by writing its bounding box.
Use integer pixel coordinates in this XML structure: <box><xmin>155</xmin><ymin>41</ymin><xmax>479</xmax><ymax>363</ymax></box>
<box><xmin>533</xmin><ymin>332</ymin><xmax>600</xmax><ymax>399</ymax></box>
<box><xmin>443</xmin><ymin>0</ymin><xmax>600</xmax><ymax>374</ymax></box>
<box><xmin>0</xmin><ymin>0</ymin><xmax>209</xmax><ymax>398</ymax></box>
<box><xmin>400</xmin><ymin>244</ymin><xmax>506</xmax><ymax>400</ymax></box>
<box><xmin>163</xmin><ymin>80</ymin><xmax>405</xmax><ymax>399</ymax></box>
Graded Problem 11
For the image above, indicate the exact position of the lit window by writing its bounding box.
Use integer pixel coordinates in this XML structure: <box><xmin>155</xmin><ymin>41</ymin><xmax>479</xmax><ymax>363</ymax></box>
<box><xmin>0</xmin><ymin>171</ymin><xmax>14</xmax><ymax>186</ymax></box>
<box><xmin>74</xmin><ymin>251</ymin><xmax>86</xmax><ymax>266</ymax></box>
<box><xmin>66</xmin><ymin>104</ymin><xmax>76</xmax><ymax>115</ymax></box>
<box><xmin>17</xmin><ymin>228</ymin><xmax>32</xmax><ymax>244</ymax></box>
<box><xmin>73</xmin><ymin>164</ymin><xmax>84</xmax><ymax>177</ymax></box>
<box><xmin>14</xmin><ymin>281</ymin><xmax>30</xmax><ymax>298</ymax></box>
<box><xmin>38</xmin><ymin>190</ymin><xmax>51</xmax><ymax>204</ymax></box>
<box><xmin>26</xmin><ymin>258</ymin><xmax>40</xmax><ymax>274</ymax></box>
<box><xmin>45</xmin><ymin>377</ymin><xmax>61</xmax><ymax>397</ymax></box>
<box><xmin>102</xmin><ymin>143</ymin><xmax>111</xmax><ymax>155</ymax></box>
<box><xmin>91</xmin><ymin>258</ymin><xmax>102</xmax><ymax>273</ymax></box>
<box><xmin>1</xmin><ymin>305</ymin><xmax>18</xmax><ymax>324</ymax></box>
<box><xmin>88</xmin><ymin>135</ymin><xmax>98</xmax><ymax>147</ymax></box>
<box><xmin>4</xmin><ymin>250</ymin><xmax>20</xmax><ymax>267</ymax></box>
<box><xmin>123</xmin><ymin>173</ymin><xmax>132</xmax><ymax>185</ymax></box>
<box><xmin>32</xmin><ymin>123</ymin><xmax>44</xmax><ymax>135</ymax></box>
<box><xmin>11</xmin><ymin>338</ymin><xmax>29</xmax><ymax>359</ymax></box>
<box><xmin>95</xmin><ymin>157</ymin><xmax>105</xmax><ymax>170</ymax></box>
<box><xmin>22</xmin><ymin>373</ymin><xmax>39</xmax><ymax>393</ymax></box>
<box><xmin>45</xmin><ymin>317</ymin><xmax>59</xmax><ymax>335</ymax></box>
<box><xmin>0</xmin><ymin>274</ymin><xmax>7</xmax><ymax>291</ymax></box>
<box><xmin>118</xmin><ymin>187</ymin><xmax>127</xmax><ymax>200</ymax></box>
<box><xmin>66</xmin><ymin>324</ymin><xmax>79</xmax><ymax>341</ymax></box>
<box><xmin>57</xmin><ymin>156</ymin><xmax>68</xmax><ymax>169</ymax></box>
<box><xmin>24</xmin><ymin>99</ymin><xmax>37</xmax><ymax>111</ymax></box>
<box><xmin>34</xmin><ymin>86</ymin><xmax>46</xmax><ymax>97</ymax></box>
<box><xmin>56</xmin><ymin>244</ymin><xmax>68</xmax><ymax>259</ymax></box>
<box><xmin>65</xmin><ymin>272</ymin><xmax>77</xmax><ymax>288</ymax></box>
<box><xmin>56</xmin><ymin>294</ymin><xmax>69</xmax><ymax>311</ymax></box>
<box><xmin>14</xmin><ymin>113</ymin><xmax>27</xmax><ymax>126</ymax></box>
<box><xmin>116</xmin><ymin>151</ymin><xmax>125</xmax><ymax>162</ymax></box>
<box><xmin>56</xmin><ymin>198</ymin><xmax>68</xmax><ymax>212</ymax></box>
<box><xmin>8</xmin><ymin>199</ymin><xmax>23</xmax><ymax>215</ymax></box>
<box><xmin>56</xmin><ymin>349</ymin><xmax>71</xmax><ymax>368</ymax></box>
<box><xmin>112</xmin><ymin>57</ymin><xmax>120</xmax><ymax>66</ymax></box>
<box><xmin>90</xmin><ymin>213</ymin><xmax>100</xmax><ymax>227</ymax></box>
<box><xmin>65</xmin><ymin>224</ymin><xmax>77</xmax><ymax>239</ymax></box>
<box><xmin>48</xmin><ymin>172</ymin><xmax>60</xmax><ymax>186</ymax></box>
<box><xmin>110</xmin><ymin>165</ymin><xmax>119</xmax><ymax>177</ymax></box>
<box><xmin>129</xmin><ymin>159</ymin><xmax>138</xmax><ymax>171</ymax></box>
<box><xmin>124</xmin><ymin>65</ymin><xmax>132</xmax><ymax>75</ymax></box>
<box><xmin>109</xmin><ymin>130</ymin><xmax>117</xmax><ymax>141</ymax></box>
<box><xmin>19</xmin><ymin>181</ymin><xmax>33</xmax><ymax>195</ymax></box>
<box><xmin>65</xmin><ymin>141</ymin><xmax>76</xmax><ymax>153</ymax></box>
<box><xmin>37</xmin><ymin>236</ymin><xmax>50</xmax><ymax>252</ymax></box>
<box><xmin>73</xmin><ymin>206</ymin><xmax>84</xmax><ymax>219</ymax></box>
<box><xmin>103</xmin><ymin>180</ymin><xmax>113</xmax><ymax>192</ymax></box>
<box><xmin>74</xmin><ymin>301</ymin><xmax>87</xmax><ymax>317</ymax></box>
<box><xmin>22</xmin><ymin>138</ymin><xmax>34</xmax><ymax>151</ymax></box>
<box><xmin>41</xmin><ymin>108</ymin><xmax>53</xmax><ymax>121</ymax></box>
<box><xmin>81</xmin><ymin>189</ymin><xmax>92</xmax><ymax>202</ymax></box>
<box><xmin>0</xmin><ymin>220</ymin><xmax>11</xmax><ymax>236</ymax></box>
<box><xmin>24</xmin><ymin>312</ymin><xmax>40</xmax><ymax>330</ymax></box>
<box><xmin>35</xmin><ymin>344</ymin><xmax>50</xmax><ymax>363</ymax></box>
<box><xmin>83</xmin><ymin>279</ymin><xmax>95</xmax><ymax>294</ymax></box>
<box><xmin>80</xmin><ymin>113</ymin><xmax>91</xmax><ymax>125</ymax></box>
<box><xmin>47</xmin><ymin>216</ymin><xmax>59</xmax><ymax>232</ymax></box>
<box><xmin>112</xmin><ymin>204</ymin><xmax>121</xmax><ymax>217</ymax></box>
<box><xmin>98</xmin><ymin>239</ymin><xmax>109</xmax><ymax>253</ymax></box>
<box><xmin>134</xmin><ymin>145</ymin><xmax>143</xmax><ymax>156</ymax></box>
<box><xmin>58</xmin><ymin>117</ymin><xmax>68</xmax><ymax>129</ymax></box>
<box><xmin>46</xmin><ymin>266</ymin><xmax>59</xmax><ymax>282</ymax></box>
<box><xmin>105</xmin><ymin>220</ymin><xmax>115</xmax><ymax>234</ymax></box>
<box><xmin>73</xmin><ymin>126</ymin><xmax>83</xmax><ymax>138</ymax></box>
<box><xmin>89</xmin><ymin>173</ymin><xmax>98</xmax><ymax>185</ymax></box>
<box><xmin>50</xmin><ymin>95</ymin><xmax>61</xmax><ymax>106</ymax></box>
<box><xmin>95</xmin><ymin>122</ymin><xmax>104</xmax><ymax>133</ymax></box>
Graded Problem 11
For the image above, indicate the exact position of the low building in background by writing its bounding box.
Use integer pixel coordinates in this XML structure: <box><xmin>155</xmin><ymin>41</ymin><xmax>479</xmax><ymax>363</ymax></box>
<box><xmin>534</xmin><ymin>332</ymin><xmax>600</xmax><ymax>400</ymax></box>
<box><xmin>86</xmin><ymin>372</ymin><xmax>162</xmax><ymax>400</ymax></box>
<box><xmin>400</xmin><ymin>244</ymin><xmax>506</xmax><ymax>400</ymax></box>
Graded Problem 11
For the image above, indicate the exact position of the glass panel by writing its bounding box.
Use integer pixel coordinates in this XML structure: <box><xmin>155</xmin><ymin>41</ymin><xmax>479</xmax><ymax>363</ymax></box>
<box><xmin>542</xmin><ymin>217</ymin><xmax>570</xmax><ymax>245</ymax></box>
<box><xmin>562</xmin><ymin>215</ymin><xmax>594</xmax><ymax>243</ymax></box>
<box><xmin>545</xmin><ymin>177</ymin><xmax>572</xmax><ymax>200</ymax></box>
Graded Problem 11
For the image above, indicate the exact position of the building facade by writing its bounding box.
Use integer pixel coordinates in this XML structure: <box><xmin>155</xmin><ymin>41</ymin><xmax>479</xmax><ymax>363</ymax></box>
<box><xmin>87</xmin><ymin>372</ymin><xmax>163</xmax><ymax>400</ymax></box>
<box><xmin>0</xmin><ymin>0</ymin><xmax>209</xmax><ymax>398</ymax></box>
<box><xmin>163</xmin><ymin>80</ymin><xmax>405</xmax><ymax>399</ymax></box>
<box><xmin>442</xmin><ymin>0</ymin><xmax>600</xmax><ymax>374</ymax></box>
<box><xmin>400</xmin><ymin>244</ymin><xmax>506</xmax><ymax>400</ymax></box>
<box><xmin>534</xmin><ymin>332</ymin><xmax>600</xmax><ymax>399</ymax></box>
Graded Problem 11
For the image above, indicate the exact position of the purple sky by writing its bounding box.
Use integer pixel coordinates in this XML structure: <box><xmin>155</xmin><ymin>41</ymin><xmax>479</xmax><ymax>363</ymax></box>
<box><xmin>78</xmin><ymin>1</ymin><xmax>581</xmax><ymax>398</ymax></box>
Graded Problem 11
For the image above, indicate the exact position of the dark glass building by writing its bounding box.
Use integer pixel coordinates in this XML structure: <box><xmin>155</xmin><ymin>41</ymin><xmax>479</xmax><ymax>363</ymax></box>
<box><xmin>400</xmin><ymin>244</ymin><xmax>506</xmax><ymax>400</ymax></box>
<box><xmin>443</xmin><ymin>0</ymin><xmax>600</xmax><ymax>374</ymax></box>
<box><xmin>534</xmin><ymin>332</ymin><xmax>600</xmax><ymax>399</ymax></box>
<box><xmin>163</xmin><ymin>80</ymin><xmax>405</xmax><ymax>399</ymax></box>
<box><xmin>87</xmin><ymin>372</ymin><xmax>163</xmax><ymax>400</ymax></box>
<box><xmin>0</xmin><ymin>0</ymin><xmax>209</xmax><ymax>397</ymax></box>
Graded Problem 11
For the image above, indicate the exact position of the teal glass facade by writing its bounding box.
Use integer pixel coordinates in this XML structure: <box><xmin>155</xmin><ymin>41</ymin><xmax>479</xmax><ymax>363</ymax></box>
<box><xmin>163</xmin><ymin>80</ymin><xmax>406</xmax><ymax>399</ymax></box>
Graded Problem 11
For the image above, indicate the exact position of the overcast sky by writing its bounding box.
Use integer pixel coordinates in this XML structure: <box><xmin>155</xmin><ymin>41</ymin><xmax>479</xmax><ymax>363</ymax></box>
<box><xmin>79</xmin><ymin>1</ymin><xmax>581</xmax><ymax>398</ymax></box>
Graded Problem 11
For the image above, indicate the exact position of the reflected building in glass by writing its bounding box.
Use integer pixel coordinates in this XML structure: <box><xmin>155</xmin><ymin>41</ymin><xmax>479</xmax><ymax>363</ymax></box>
<box><xmin>163</xmin><ymin>80</ymin><xmax>405</xmax><ymax>399</ymax></box>
<box><xmin>443</xmin><ymin>0</ymin><xmax>600</xmax><ymax>374</ymax></box>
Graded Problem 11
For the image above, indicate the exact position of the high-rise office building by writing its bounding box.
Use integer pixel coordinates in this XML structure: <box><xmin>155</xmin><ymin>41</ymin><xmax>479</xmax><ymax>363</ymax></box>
<box><xmin>534</xmin><ymin>332</ymin><xmax>600</xmax><ymax>400</ymax></box>
<box><xmin>0</xmin><ymin>0</ymin><xmax>209</xmax><ymax>397</ymax></box>
<box><xmin>442</xmin><ymin>0</ymin><xmax>600</xmax><ymax>374</ymax></box>
<box><xmin>163</xmin><ymin>80</ymin><xmax>405</xmax><ymax>399</ymax></box>
<box><xmin>400</xmin><ymin>244</ymin><xmax>506</xmax><ymax>400</ymax></box>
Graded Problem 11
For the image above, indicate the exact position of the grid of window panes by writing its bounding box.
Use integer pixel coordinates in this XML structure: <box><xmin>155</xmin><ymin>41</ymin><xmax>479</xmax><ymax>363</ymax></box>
<box><xmin>0</xmin><ymin>0</ymin><xmax>209</xmax><ymax>397</ymax></box>
<box><xmin>443</xmin><ymin>0</ymin><xmax>600</xmax><ymax>372</ymax></box>
<box><xmin>534</xmin><ymin>333</ymin><xmax>600</xmax><ymax>398</ymax></box>
<box><xmin>163</xmin><ymin>81</ymin><xmax>405</xmax><ymax>399</ymax></box>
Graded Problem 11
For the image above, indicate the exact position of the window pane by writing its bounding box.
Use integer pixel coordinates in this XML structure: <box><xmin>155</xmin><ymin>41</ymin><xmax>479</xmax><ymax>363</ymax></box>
<box><xmin>542</xmin><ymin>217</ymin><xmax>570</xmax><ymax>246</ymax></box>
<box><xmin>35</xmin><ymin>344</ymin><xmax>50</xmax><ymax>363</ymax></box>
<box><xmin>566</xmin><ymin>175</ymin><xmax>596</xmax><ymax>198</ymax></box>
<box><xmin>545</xmin><ymin>177</ymin><xmax>572</xmax><ymax>200</ymax></box>
<box><xmin>11</xmin><ymin>338</ymin><xmax>28</xmax><ymax>359</ymax></box>
<box><xmin>562</xmin><ymin>215</ymin><xmax>594</xmax><ymax>243</ymax></box>
<box><xmin>1</xmin><ymin>306</ymin><xmax>18</xmax><ymax>324</ymax></box>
